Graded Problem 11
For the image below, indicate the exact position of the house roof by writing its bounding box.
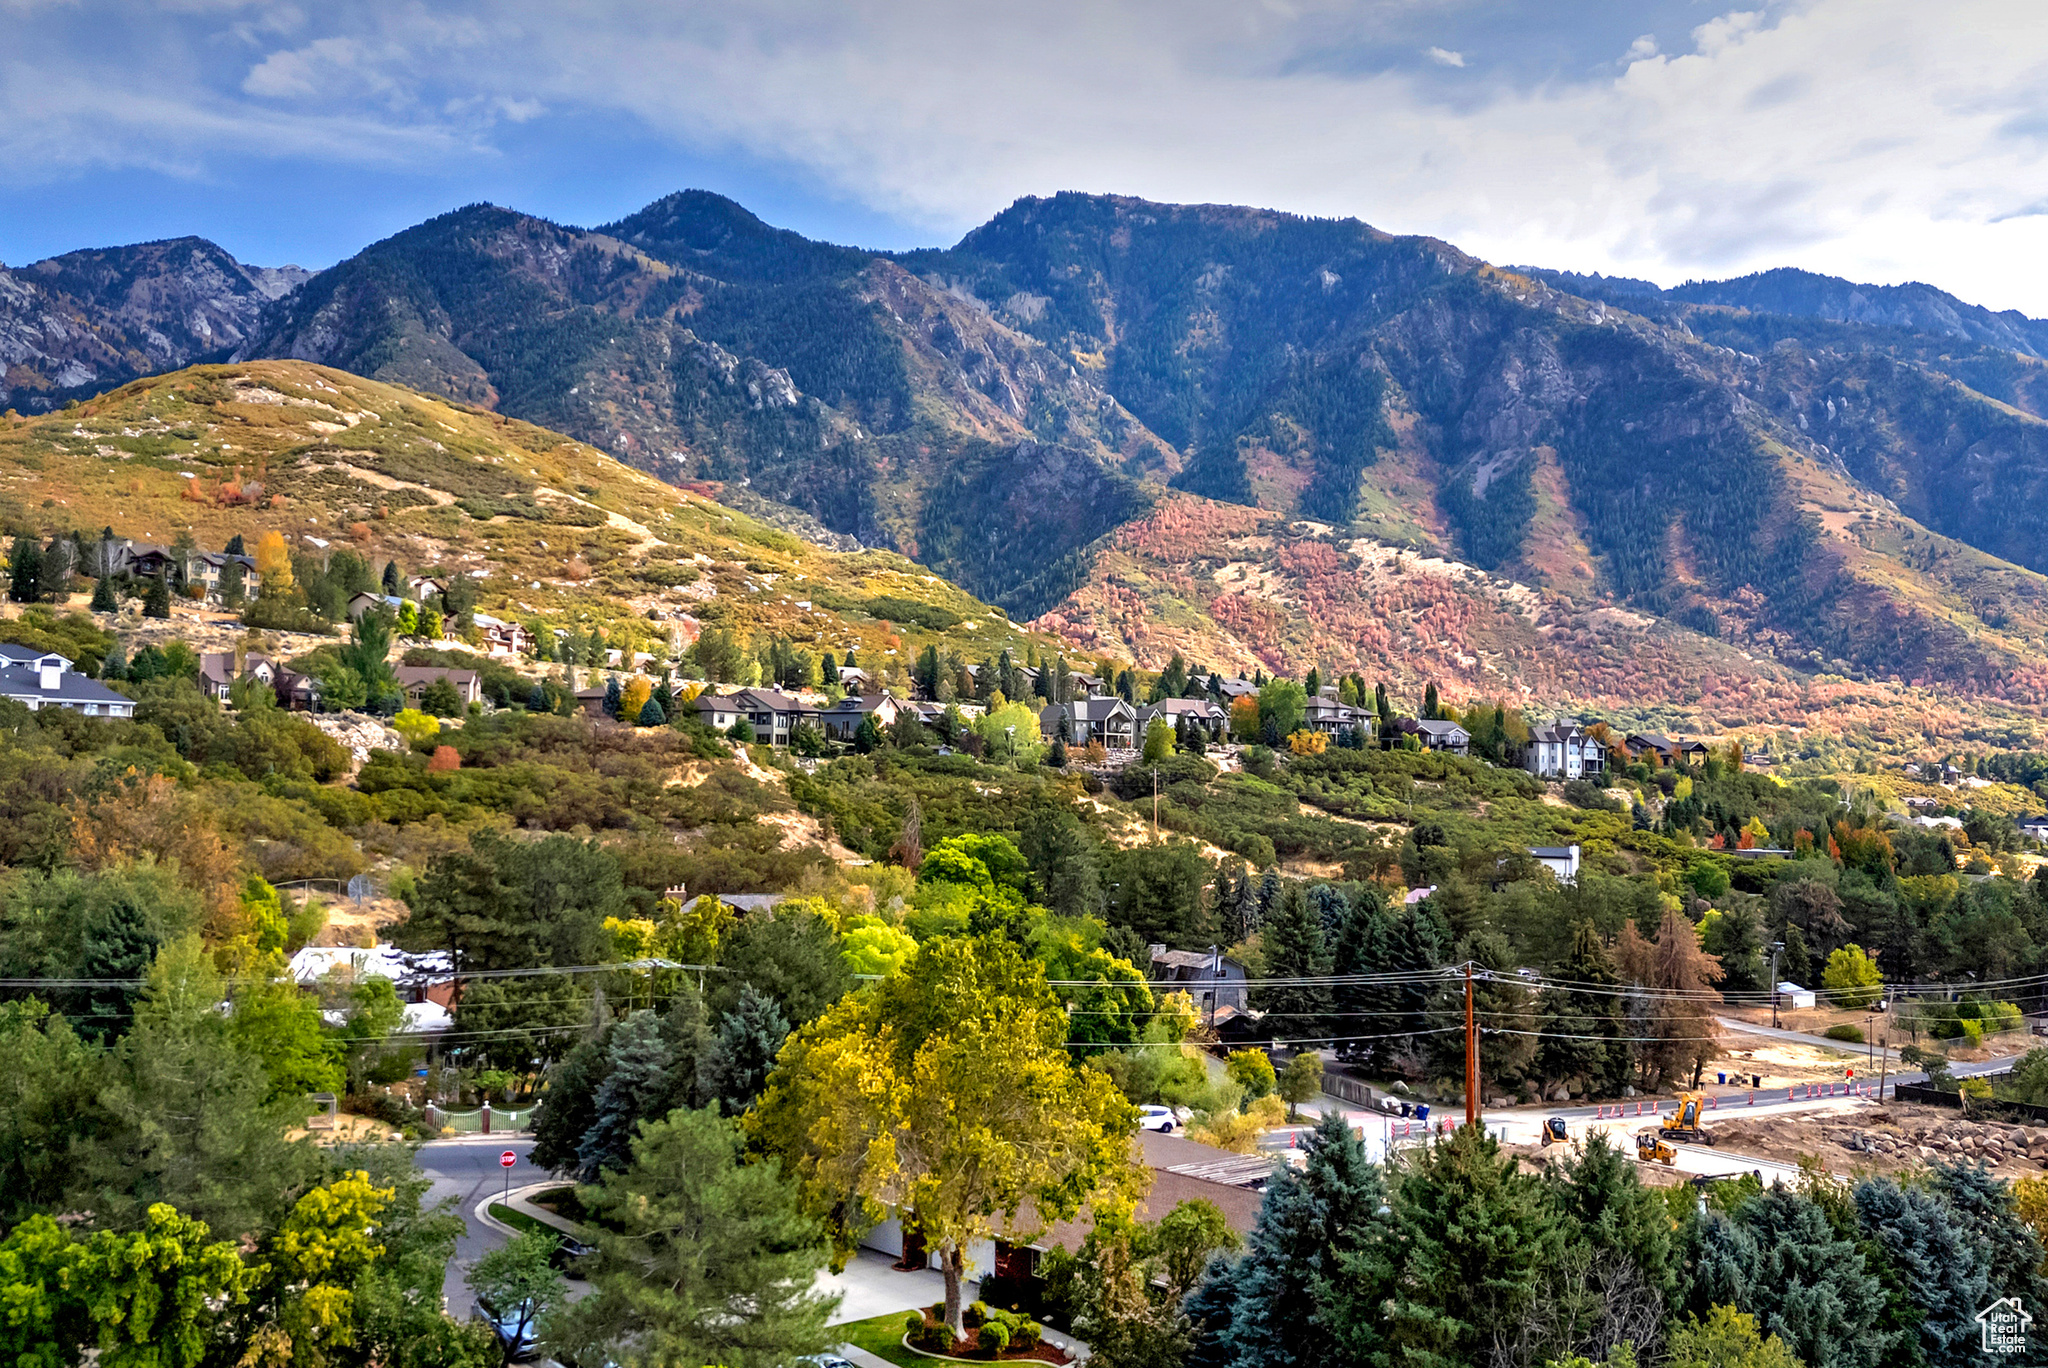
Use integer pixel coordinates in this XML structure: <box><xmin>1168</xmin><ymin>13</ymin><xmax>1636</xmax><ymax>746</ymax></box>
<box><xmin>0</xmin><ymin>663</ymin><xmax>132</xmax><ymax>707</ymax></box>
<box><xmin>1530</xmin><ymin>846</ymin><xmax>1579</xmax><ymax>859</ymax></box>
<box><xmin>0</xmin><ymin>644</ymin><xmax>71</xmax><ymax>669</ymax></box>
<box><xmin>1026</xmin><ymin>1131</ymin><xmax>1268</xmax><ymax>1256</ymax></box>
<box><xmin>392</xmin><ymin>665</ymin><xmax>479</xmax><ymax>688</ymax></box>
<box><xmin>1138</xmin><ymin>697</ymin><xmax>1225</xmax><ymax>719</ymax></box>
<box><xmin>1410</xmin><ymin>718</ymin><xmax>1469</xmax><ymax>739</ymax></box>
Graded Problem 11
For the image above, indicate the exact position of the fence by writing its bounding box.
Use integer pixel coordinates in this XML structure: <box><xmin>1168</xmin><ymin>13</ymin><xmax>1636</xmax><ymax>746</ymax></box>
<box><xmin>424</xmin><ymin>1102</ymin><xmax>537</xmax><ymax>1133</ymax></box>
<box><xmin>1893</xmin><ymin>1083</ymin><xmax>2048</xmax><ymax>1122</ymax></box>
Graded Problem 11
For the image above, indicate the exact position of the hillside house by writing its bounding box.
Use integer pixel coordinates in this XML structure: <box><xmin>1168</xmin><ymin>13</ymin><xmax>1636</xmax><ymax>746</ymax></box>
<box><xmin>1148</xmin><ymin>945</ymin><xmax>1248</xmax><ymax>1016</ymax></box>
<box><xmin>1529</xmin><ymin>845</ymin><xmax>1581</xmax><ymax>884</ymax></box>
<box><xmin>1625</xmin><ymin>733</ymin><xmax>1709</xmax><ymax>767</ymax></box>
<box><xmin>0</xmin><ymin>646</ymin><xmax>135</xmax><ymax>718</ymax></box>
<box><xmin>470</xmin><ymin>614</ymin><xmax>533</xmax><ymax>658</ymax></box>
<box><xmin>393</xmin><ymin>665</ymin><xmax>481</xmax><ymax>708</ymax></box>
<box><xmin>1523</xmin><ymin>720</ymin><xmax>1607</xmax><ymax>780</ymax></box>
<box><xmin>692</xmin><ymin>687</ymin><xmax>817</xmax><ymax>744</ymax></box>
<box><xmin>1401</xmin><ymin>718</ymin><xmax>1471</xmax><ymax>755</ymax></box>
<box><xmin>1303</xmin><ymin>694</ymin><xmax>1367</xmax><ymax>734</ymax></box>
<box><xmin>1136</xmin><ymin>697</ymin><xmax>1229</xmax><ymax>741</ymax></box>
<box><xmin>819</xmin><ymin>693</ymin><xmax>902</xmax><ymax>741</ymax></box>
<box><xmin>1040</xmin><ymin>696</ymin><xmax>1136</xmax><ymax>748</ymax></box>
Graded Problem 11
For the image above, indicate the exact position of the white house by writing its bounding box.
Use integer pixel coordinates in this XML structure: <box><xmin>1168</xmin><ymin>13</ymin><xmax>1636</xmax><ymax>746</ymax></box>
<box><xmin>1523</xmin><ymin>721</ymin><xmax>1607</xmax><ymax>780</ymax></box>
<box><xmin>1529</xmin><ymin>845</ymin><xmax>1581</xmax><ymax>884</ymax></box>
<box><xmin>0</xmin><ymin>645</ymin><xmax>135</xmax><ymax>718</ymax></box>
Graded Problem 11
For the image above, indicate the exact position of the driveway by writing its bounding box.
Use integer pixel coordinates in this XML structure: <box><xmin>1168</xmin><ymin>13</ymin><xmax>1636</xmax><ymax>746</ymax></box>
<box><xmin>815</xmin><ymin>1248</ymin><xmax>948</xmax><ymax>1327</ymax></box>
<box><xmin>415</xmin><ymin>1135</ymin><xmax>554</xmax><ymax>1317</ymax></box>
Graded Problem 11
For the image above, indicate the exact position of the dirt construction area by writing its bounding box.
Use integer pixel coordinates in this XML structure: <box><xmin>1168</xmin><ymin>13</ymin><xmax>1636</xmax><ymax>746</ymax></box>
<box><xmin>1704</xmin><ymin>1102</ymin><xmax>2047</xmax><ymax>1180</ymax></box>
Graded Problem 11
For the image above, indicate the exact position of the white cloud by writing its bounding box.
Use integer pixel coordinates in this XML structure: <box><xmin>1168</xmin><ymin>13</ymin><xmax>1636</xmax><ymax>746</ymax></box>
<box><xmin>1424</xmin><ymin>46</ymin><xmax>1465</xmax><ymax>68</ymax></box>
<box><xmin>8</xmin><ymin>0</ymin><xmax>2048</xmax><ymax>315</ymax></box>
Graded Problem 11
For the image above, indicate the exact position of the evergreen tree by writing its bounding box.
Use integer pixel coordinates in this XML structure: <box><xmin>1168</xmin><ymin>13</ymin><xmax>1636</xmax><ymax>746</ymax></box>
<box><xmin>7</xmin><ymin>538</ymin><xmax>39</xmax><ymax>603</ymax></box>
<box><xmin>1373</xmin><ymin>681</ymin><xmax>1390</xmax><ymax>724</ymax></box>
<box><xmin>1373</xmin><ymin>1124</ymin><xmax>1564</xmax><ymax>1368</ymax></box>
<box><xmin>381</xmin><ymin>560</ymin><xmax>402</xmax><ymax>594</ymax></box>
<box><xmin>89</xmin><ymin>574</ymin><xmax>116</xmax><ymax>612</ymax></box>
<box><xmin>1699</xmin><ymin>1187</ymin><xmax>1889</xmax><ymax>1368</ymax></box>
<box><xmin>603</xmin><ymin>675</ymin><xmax>622</xmax><ymax>718</ymax></box>
<box><xmin>101</xmin><ymin>645</ymin><xmax>126</xmax><ymax>681</ymax></box>
<box><xmin>532</xmin><ymin>1025</ymin><xmax>617</xmax><ymax>1174</ymax></box>
<box><xmin>853</xmin><ymin>711</ymin><xmax>883</xmax><ymax>754</ymax></box>
<box><xmin>1423</xmin><ymin>682</ymin><xmax>1440</xmax><ymax>720</ymax></box>
<box><xmin>699</xmin><ymin>984</ymin><xmax>791</xmax><ymax>1115</ymax></box>
<box><xmin>1255</xmin><ymin>869</ymin><xmax>1283</xmax><ymax>925</ymax></box>
<box><xmin>551</xmin><ymin>1107</ymin><xmax>839</xmax><ymax>1368</ymax></box>
<box><xmin>142</xmin><ymin>574</ymin><xmax>171</xmax><ymax>619</ymax></box>
<box><xmin>36</xmin><ymin>537</ymin><xmax>71</xmax><ymax>601</ymax></box>
<box><xmin>576</xmin><ymin>1010</ymin><xmax>679</xmax><ymax>1181</ymax></box>
<box><xmin>1331</xmin><ymin>888</ymin><xmax>1401</xmax><ymax>1067</ymax></box>
<box><xmin>1308</xmin><ymin>884</ymin><xmax>1348</xmax><ymax>941</ymax></box>
<box><xmin>1304</xmin><ymin>666</ymin><xmax>1320</xmax><ymax>699</ymax></box>
<box><xmin>638</xmin><ymin>697</ymin><xmax>666</xmax><ymax>726</ymax></box>
<box><xmin>1540</xmin><ymin>1132</ymin><xmax>1678</xmax><ymax>1360</ymax></box>
<box><xmin>217</xmin><ymin>557</ymin><xmax>245</xmax><ymax>607</ymax></box>
<box><xmin>1926</xmin><ymin>1159</ymin><xmax>2048</xmax><ymax>1311</ymax></box>
<box><xmin>1199</xmin><ymin>1111</ymin><xmax>1388</xmax><ymax>1368</ymax></box>
<box><xmin>1537</xmin><ymin>922</ymin><xmax>1631</xmax><ymax>1098</ymax></box>
<box><xmin>1252</xmin><ymin>884</ymin><xmax>1332</xmax><ymax>1042</ymax></box>
<box><xmin>1851</xmin><ymin>1177</ymin><xmax>1988</xmax><ymax>1366</ymax></box>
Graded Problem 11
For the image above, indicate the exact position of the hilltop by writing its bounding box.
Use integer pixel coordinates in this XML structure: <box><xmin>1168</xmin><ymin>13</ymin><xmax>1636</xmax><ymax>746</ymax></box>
<box><xmin>0</xmin><ymin>360</ymin><xmax>1064</xmax><ymax>676</ymax></box>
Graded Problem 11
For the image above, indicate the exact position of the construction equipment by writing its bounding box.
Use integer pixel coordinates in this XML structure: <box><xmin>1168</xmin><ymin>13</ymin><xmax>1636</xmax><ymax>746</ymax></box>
<box><xmin>1635</xmin><ymin>1129</ymin><xmax>1677</xmax><ymax>1165</ymax></box>
<box><xmin>1540</xmin><ymin>1117</ymin><xmax>1569</xmax><ymax>1146</ymax></box>
<box><xmin>1657</xmin><ymin>1091</ymin><xmax>1715</xmax><ymax>1146</ymax></box>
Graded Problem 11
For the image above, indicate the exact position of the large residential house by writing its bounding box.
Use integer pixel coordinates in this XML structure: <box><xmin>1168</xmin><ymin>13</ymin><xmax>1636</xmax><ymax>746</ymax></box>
<box><xmin>1400</xmin><ymin>718</ymin><xmax>1471</xmax><ymax>754</ymax></box>
<box><xmin>1136</xmin><ymin>697</ymin><xmax>1229</xmax><ymax>741</ymax></box>
<box><xmin>1148</xmin><ymin>945</ymin><xmax>1248</xmax><ymax>1016</ymax></box>
<box><xmin>1529</xmin><ymin>845</ymin><xmax>1582</xmax><ymax>884</ymax></box>
<box><xmin>1213</xmin><ymin>675</ymin><xmax>1260</xmax><ymax>702</ymax></box>
<box><xmin>471</xmin><ymin>614</ymin><xmax>533</xmax><ymax>659</ymax></box>
<box><xmin>0</xmin><ymin>646</ymin><xmax>135</xmax><ymax>717</ymax></box>
<box><xmin>819</xmin><ymin>693</ymin><xmax>902</xmax><ymax>741</ymax></box>
<box><xmin>1303</xmin><ymin>693</ymin><xmax>1367</xmax><ymax>735</ymax></box>
<box><xmin>1625</xmin><ymin>733</ymin><xmax>1710</xmax><ymax>767</ymax></box>
<box><xmin>692</xmin><ymin>687</ymin><xmax>816</xmax><ymax>744</ymax></box>
<box><xmin>197</xmin><ymin>651</ymin><xmax>323</xmax><ymax>710</ymax></box>
<box><xmin>1523</xmin><ymin>721</ymin><xmax>1607</xmax><ymax>780</ymax></box>
<box><xmin>1039</xmin><ymin>696</ymin><xmax>1136</xmax><ymax>749</ymax></box>
<box><xmin>393</xmin><ymin>665</ymin><xmax>481</xmax><ymax>708</ymax></box>
<box><xmin>189</xmin><ymin>550</ymin><xmax>259</xmax><ymax>601</ymax></box>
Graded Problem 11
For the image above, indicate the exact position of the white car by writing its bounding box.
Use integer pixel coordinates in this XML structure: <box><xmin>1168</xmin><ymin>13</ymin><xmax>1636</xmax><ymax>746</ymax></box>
<box><xmin>1138</xmin><ymin>1105</ymin><xmax>1178</xmax><ymax>1133</ymax></box>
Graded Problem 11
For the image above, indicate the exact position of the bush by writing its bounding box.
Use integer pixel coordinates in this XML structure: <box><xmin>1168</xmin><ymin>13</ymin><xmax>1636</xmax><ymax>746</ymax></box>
<box><xmin>1821</xmin><ymin>943</ymin><xmax>1884</xmax><ymax>1009</ymax></box>
<box><xmin>1823</xmin><ymin>1023</ymin><xmax>1865</xmax><ymax>1043</ymax></box>
<box><xmin>981</xmin><ymin>1322</ymin><xmax>1010</xmax><ymax>1357</ymax></box>
<box><xmin>965</xmin><ymin>1300</ymin><xmax>989</xmax><ymax>1330</ymax></box>
<box><xmin>1562</xmin><ymin>777</ymin><xmax>1621</xmax><ymax>811</ymax></box>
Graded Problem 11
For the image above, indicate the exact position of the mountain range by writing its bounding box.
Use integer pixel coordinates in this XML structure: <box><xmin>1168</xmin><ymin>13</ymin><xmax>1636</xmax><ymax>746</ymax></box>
<box><xmin>7</xmin><ymin>191</ymin><xmax>2048</xmax><ymax>716</ymax></box>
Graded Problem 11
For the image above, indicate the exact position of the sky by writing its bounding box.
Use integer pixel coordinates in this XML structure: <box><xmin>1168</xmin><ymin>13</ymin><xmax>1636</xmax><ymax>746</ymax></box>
<box><xmin>5</xmin><ymin>0</ymin><xmax>2048</xmax><ymax>313</ymax></box>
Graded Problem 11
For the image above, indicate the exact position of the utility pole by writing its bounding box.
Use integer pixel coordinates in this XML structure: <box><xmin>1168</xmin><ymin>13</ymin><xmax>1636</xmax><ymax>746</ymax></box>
<box><xmin>1768</xmin><ymin>940</ymin><xmax>1785</xmax><ymax>1029</ymax></box>
<box><xmin>1464</xmin><ymin>961</ymin><xmax>1479</xmax><ymax>1129</ymax></box>
<box><xmin>1878</xmin><ymin>1035</ymin><xmax>1888</xmax><ymax>1101</ymax></box>
<box><xmin>1152</xmin><ymin>766</ymin><xmax>1160</xmax><ymax>837</ymax></box>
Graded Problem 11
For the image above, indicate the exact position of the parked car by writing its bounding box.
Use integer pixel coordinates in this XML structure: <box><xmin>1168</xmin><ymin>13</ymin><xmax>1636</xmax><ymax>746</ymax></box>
<box><xmin>550</xmin><ymin>1234</ymin><xmax>595</xmax><ymax>1279</ymax></box>
<box><xmin>483</xmin><ymin>1298</ymin><xmax>543</xmax><ymax>1361</ymax></box>
<box><xmin>1138</xmin><ymin>1105</ymin><xmax>1178</xmax><ymax>1133</ymax></box>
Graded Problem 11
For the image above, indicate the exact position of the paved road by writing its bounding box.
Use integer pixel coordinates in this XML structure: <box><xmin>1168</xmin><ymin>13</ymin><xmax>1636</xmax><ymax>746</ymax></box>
<box><xmin>1715</xmin><ymin>1015</ymin><xmax>1903</xmax><ymax>1060</ymax></box>
<box><xmin>415</xmin><ymin>1135</ymin><xmax>553</xmax><ymax>1317</ymax></box>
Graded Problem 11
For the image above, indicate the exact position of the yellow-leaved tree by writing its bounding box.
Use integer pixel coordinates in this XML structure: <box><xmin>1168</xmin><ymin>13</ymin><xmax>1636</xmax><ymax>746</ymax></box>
<box><xmin>749</xmin><ymin>935</ymin><xmax>1138</xmax><ymax>1338</ymax></box>
<box><xmin>253</xmin><ymin>530</ymin><xmax>293</xmax><ymax>596</ymax></box>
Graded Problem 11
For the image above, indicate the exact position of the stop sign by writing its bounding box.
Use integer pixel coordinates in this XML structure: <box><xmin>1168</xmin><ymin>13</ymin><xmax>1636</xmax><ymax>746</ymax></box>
<box><xmin>500</xmin><ymin>1150</ymin><xmax>516</xmax><ymax>1168</ymax></box>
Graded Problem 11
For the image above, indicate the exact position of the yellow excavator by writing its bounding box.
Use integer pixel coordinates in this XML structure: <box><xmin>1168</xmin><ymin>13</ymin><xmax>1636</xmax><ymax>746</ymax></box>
<box><xmin>1635</xmin><ymin>1092</ymin><xmax>1714</xmax><ymax>1165</ymax></box>
<box><xmin>1658</xmin><ymin>1091</ymin><xmax>1715</xmax><ymax>1146</ymax></box>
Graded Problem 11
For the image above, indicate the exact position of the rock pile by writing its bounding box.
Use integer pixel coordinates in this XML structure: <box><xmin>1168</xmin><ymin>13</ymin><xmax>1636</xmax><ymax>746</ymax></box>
<box><xmin>1824</xmin><ymin>1110</ymin><xmax>2043</xmax><ymax>1174</ymax></box>
<box><xmin>306</xmin><ymin>713</ymin><xmax>406</xmax><ymax>768</ymax></box>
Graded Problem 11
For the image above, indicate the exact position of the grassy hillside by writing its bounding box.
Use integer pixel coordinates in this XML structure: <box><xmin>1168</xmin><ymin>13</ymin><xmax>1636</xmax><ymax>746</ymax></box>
<box><xmin>0</xmin><ymin>360</ymin><xmax>1061</xmax><ymax>672</ymax></box>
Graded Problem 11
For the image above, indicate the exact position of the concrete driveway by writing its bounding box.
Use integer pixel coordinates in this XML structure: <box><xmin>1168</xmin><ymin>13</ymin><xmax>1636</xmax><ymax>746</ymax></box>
<box><xmin>815</xmin><ymin>1249</ymin><xmax>948</xmax><ymax>1327</ymax></box>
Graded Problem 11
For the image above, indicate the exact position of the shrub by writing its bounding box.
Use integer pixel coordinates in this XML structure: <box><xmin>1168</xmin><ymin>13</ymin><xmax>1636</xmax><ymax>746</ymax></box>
<box><xmin>1960</xmin><ymin>1018</ymin><xmax>1985</xmax><ymax>1046</ymax></box>
<box><xmin>1823</xmin><ymin>1023</ymin><xmax>1864</xmax><ymax>1043</ymax></box>
<box><xmin>981</xmin><ymin>1322</ymin><xmax>1010</xmax><ymax>1356</ymax></box>
<box><xmin>1562</xmin><ymin>777</ymin><xmax>1621</xmax><ymax>811</ymax></box>
<box><xmin>965</xmin><ymin>1300</ymin><xmax>989</xmax><ymax>1330</ymax></box>
<box><xmin>1010</xmin><ymin>1320</ymin><xmax>1042</xmax><ymax>1350</ymax></box>
<box><xmin>1225</xmin><ymin>1048</ymin><xmax>1276</xmax><ymax>1100</ymax></box>
<box><xmin>392</xmin><ymin>707</ymin><xmax>441</xmax><ymax>749</ymax></box>
<box><xmin>1821</xmin><ymin>944</ymin><xmax>1884</xmax><ymax>1009</ymax></box>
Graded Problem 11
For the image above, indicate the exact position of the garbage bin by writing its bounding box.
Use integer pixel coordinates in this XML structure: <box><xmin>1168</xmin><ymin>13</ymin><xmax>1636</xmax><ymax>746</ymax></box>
<box><xmin>1398</xmin><ymin>1102</ymin><xmax>1412</xmax><ymax>1118</ymax></box>
<box><xmin>1415</xmin><ymin>1104</ymin><xmax>1431</xmax><ymax>1122</ymax></box>
<box><xmin>1717</xmin><ymin>1071</ymin><xmax>1727</xmax><ymax>1085</ymax></box>
<box><xmin>1750</xmin><ymin>1073</ymin><xmax>1762</xmax><ymax>1088</ymax></box>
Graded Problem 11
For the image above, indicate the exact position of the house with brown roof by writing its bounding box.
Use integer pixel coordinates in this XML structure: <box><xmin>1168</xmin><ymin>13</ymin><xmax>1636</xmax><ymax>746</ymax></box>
<box><xmin>692</xmin><ymin>687</ymin><xmax>819</xmax><ymax>744</ymax></box>
<box><xmin>1137</xmin><ymin>696</ymin><xmax>1229</xmax><ymax>741</ymax></box>
<box><xmin>819</xmin><ymin>693</ymin><xmax>902</xmax><ymax>741</ymax></box>
<box><xmin>392</xmin><ymin>665</ymin><xmax>481</xmax><ymax>708</ymax></box>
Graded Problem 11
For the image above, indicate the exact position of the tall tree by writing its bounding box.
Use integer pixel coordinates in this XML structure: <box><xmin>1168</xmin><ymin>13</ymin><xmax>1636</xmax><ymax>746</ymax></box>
<box><xmin>1253</xmin><ymin>884</ymin><xmax>1333</xmax><ymax>1043</ymax></box>
<box><xmin>749</xmin><ymin>936</ymin><xmax>1135</xmax><ymax>1336</ymax></box>
<box><xmin>1617</xmin><ymin>906</ymin><xmax>1723</xmax><ymax>1089</ymax></box>
<box><xmin>576</xmin><ymin>1010</ymin><xmax>680</xmax><ymax>1181</ymax></box>
<box><xmin>711</xmin><ymin>905</ymin><xmax>851</xmax><ymax>1026</ymax></box>
<box><xmin>699</xmin><ymin>984</ymin><xmax>791</xmax><ymax>1115</ymax></box>
<box><xmin>1537</xmin><ymin>922</ymin><xmax>1632</xmax><ymax>1099</ymax></box>
<box><xmin>7</xmin><ymin>537</ymin><xmax>41</xmax><ymax>603</ymax></box>
<box><xmin>554</xmin><ymin>1107</ymin><xmax>838</xmax><ymax>1368</ymax></box>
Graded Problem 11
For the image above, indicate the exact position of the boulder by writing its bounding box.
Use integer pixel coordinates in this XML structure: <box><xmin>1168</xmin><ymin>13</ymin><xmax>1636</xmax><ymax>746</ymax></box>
<box><xmin>1548</xmin><ymin>1084</ymin><xmax>1572</xmax><ymax>1103</ymax></box>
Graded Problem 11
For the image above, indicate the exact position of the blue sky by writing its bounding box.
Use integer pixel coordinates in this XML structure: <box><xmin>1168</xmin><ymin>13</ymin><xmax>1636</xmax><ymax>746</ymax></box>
<box><xmin>6</xmin><ymin>0</ymin><xmax>2048</xmax><ymax>313</ymax></box>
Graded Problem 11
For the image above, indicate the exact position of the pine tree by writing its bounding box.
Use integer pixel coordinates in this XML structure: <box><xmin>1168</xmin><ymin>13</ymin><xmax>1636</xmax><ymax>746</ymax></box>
<box><xmin>1851</xmin><ymin>1177</ymin><xmax>1988</xmax><ymax>1366</ymax></box>
<box><xmin>533</xmin><ymin>1025</ymin><xmax>618</xmax><ymax>1174</ymax></box>
<box><xmin>603</xmin><ymin>676</ymin><xmax>622</xmax><ymax>718</ymax></box>
<box><xmin>1423</xmin><ymin>682</ymin><xmax>1440</xmax><ymax>720</ymax></box>
<box><xmin>142</xmin><ymin>574</ymin><xmax>171</xmax><ymax>619</ymax></box>
<box><xmin>1199</xmin><ymin>1111</ymin><xmax>1389</xmax><ymax>1368</ymax></box>
<box><xmin>1925</xmin><ymin>1159</ymin><xmax>2048</xmax><ymax>1311</ymax></box>
<box><xmin>1540</xmin><ymin>1131</ymin><xmax>1678</xmax><ymax>1359</ymax></box>
<box><xmin>854</xmin><ymin>712</ymin><xmax>883</xmax><ymax>754</ymax></box>
<box><xmin>1252</xmin><ymin>884</ymin><xmax>1332</xmax><ymax>1042</ymax></box>
<box><xmin>1308</xmin><ymin>884</ymin><xmax>1348</xmax><ymax>941</ymax></box>
<box><xmin>36</xmin><ymin>537</ymin><xmax>71</xmax><ymax>601</ymax></box>
<box><xmin>1374</xmin><ymin>1124</ymin><xmax>1565</xmax><ymax>1368</ymax></box>
<box><xmin>1538</xmin><ymin>922</ymin><xmax>1631</xmax><ymax>1098</ymax></box>
<box><xmin>1331</xmin><ymin>888</ymin><xmax>1401</xmax><ymax>1067</ymax></box>
<box><xmin>89</xmin><ymin>574</ymin><xmax>116</xmax><ymax>612</ymax></box>
<box><xmin>699</xmin><ymin>985</ymin><xmax>791</xmax><ymax>1115</ymax></box>
<box><xmin>638</xmin><ymin>697</ymin><xmax>666</xmax><ymax>726</ymax></box>
<box><xmin>381</xmin><ymin>560</ymin><xmax>401</xmax><ymax>594</ymax></box>
<box><xmin>1255</xmin><ymin>869</ymin><xmax>1283</xmax><ymax>924</ymax></box>
<box><xmin>7</xmin><ymin>538</ymin><xmax>40</xmax><ymax>604</ymax></box>
<box><xmin>1304</xmin><ymin>666</ymin><xmax>1320</xmax><ymax>699</ymax></box>
<box><xmin>1721</xmin><ymin>1187</ymin><xmax>1889</xmax><ymax>1368</ymax></box>
<box><xmin>576</xmin><ymin>1011</ymin><xmax>679</xmax><ymax>1180</ymax></box>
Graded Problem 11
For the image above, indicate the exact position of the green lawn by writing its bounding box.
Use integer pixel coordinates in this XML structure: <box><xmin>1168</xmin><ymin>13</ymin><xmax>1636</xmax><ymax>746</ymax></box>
<box><xmin>835</xmin><ymin>1311</ymin><xmax>926</xmax><ymax>1367</ymax></box>
<box><xmin>487</xmin><ymin>1203</ymin><xmax>560</xmax><ymax>1240</ymax></box>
